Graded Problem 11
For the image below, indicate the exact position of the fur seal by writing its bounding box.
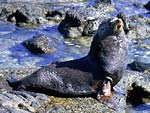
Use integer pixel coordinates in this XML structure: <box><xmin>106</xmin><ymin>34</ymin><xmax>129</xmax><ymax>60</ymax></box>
<box><xmin>7</xmin><ymin>17</ymin><xmax>128</xmax><ymax>101</ymax></box>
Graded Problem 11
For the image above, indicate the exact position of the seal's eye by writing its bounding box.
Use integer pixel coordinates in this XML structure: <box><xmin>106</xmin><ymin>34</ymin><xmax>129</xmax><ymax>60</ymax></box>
<box><xmin>101</xmin><ymin>28</ymin><xmax>105</xmax><ymax>31</ymax></box>
<box><xmin>108</xmin><ymin>22</ymin><xmax>112</xmax><ymax>26</ymax></box>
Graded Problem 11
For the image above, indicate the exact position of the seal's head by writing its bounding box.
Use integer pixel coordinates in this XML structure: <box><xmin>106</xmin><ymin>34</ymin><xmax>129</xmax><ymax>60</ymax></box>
<box><xmin>97</xmin><ymin>17</ymin><xmax>124</xmax><ymax>38</ymax></box>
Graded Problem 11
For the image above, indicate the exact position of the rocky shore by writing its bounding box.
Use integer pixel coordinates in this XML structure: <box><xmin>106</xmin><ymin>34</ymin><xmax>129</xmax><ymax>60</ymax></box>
<box><xmin>0</xmin><ymin>0</ymin><xmax>149</xmax><ymax>113</ymax></box>
<box><xmin>0</xmin><ymin>68</ymin><xmax>149</xmax><ymax>113</ymax></box>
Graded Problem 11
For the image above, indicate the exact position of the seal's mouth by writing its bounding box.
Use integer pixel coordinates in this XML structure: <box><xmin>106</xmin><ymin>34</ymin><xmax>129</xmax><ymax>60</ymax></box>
<box><xmin>111</xmin><ymin>17</ymin><xmax>124</xmax><ymax>32</ymax></box>
<box><xmin>116</xmin><ymin>19</ymin><xmax>123</xmax><ymax>30</ymax></box>
<box><xmin>115</xmin><ymin>19</ymin><xmax>124</xmax><ymax>32</ymax></box>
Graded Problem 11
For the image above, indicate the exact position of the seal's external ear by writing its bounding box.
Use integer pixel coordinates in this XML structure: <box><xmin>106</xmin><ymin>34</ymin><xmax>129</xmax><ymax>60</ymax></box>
<box><xmin>117</xmin><ymin>12</ymin><xmax>129</xmax><ymax>34</ymax></box>
<box><xmin>92</xmin><ymin>30</ymin><xmax>100</xmax><ymax>43</ymax></box>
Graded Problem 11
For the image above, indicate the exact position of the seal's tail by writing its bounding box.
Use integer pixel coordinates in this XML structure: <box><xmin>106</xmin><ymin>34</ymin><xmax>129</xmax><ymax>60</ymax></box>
<box><xmin>7</xmin><ymin>77</ymin><xmax>19</xmax><ymax>90</ymax></box>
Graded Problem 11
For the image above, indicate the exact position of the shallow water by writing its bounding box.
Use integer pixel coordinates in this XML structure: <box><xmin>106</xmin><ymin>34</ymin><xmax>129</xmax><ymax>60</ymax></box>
<box><xmin>0</xmin><ymin>22</ymin><xmax>90</xmax><ymax>69</ymax></box>
<box><xmin>113</xmin><ymin>0</ymin><xmax>148</xmax><ymax>16</ymax></box>
<box><xmin>0</xmin><ymin>0</ymin><xmax>149</xmax><ymax>69</ymax></box>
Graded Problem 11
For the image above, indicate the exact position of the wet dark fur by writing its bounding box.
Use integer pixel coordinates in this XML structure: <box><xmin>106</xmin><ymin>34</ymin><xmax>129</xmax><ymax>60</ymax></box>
<box><xmin>8</xmin><ymin>18</ymin><xmax>128</xmax><ymax>97</ymax></box>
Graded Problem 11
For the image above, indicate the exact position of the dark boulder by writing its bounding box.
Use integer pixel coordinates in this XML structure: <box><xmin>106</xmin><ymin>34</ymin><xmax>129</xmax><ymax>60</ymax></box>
<box><xmin>7</xmin><ymin>9</ymin><xmax>29</xmax><ymax>24</ymax></box>
<box><xmin>58</xmin><ymin>5</ymin><xmax>114</xmax><ymax>38</ymax></box>
<box><xmin>0</xmin><ymin>2</ymin><xmax>70</xmax><ymax>26</ymax></box>
<box><xmin>45</xmin><ymin>10</ymin><xmax>63</xmax><ymax>22</ymax></box>
<box><xmin>0</xmin><ymin>91</ymin><xmax>48</xmax><ymax>113</ymax></box>
<box><xmin>95</xmin><ymin>0</ymin><xmax>112</xmax><ymax>4</ymax></box>
<box><xmin>22</xmin><ymin>34</ymin><xmax>54</xmax><ymax>54</ymax></box>
<box><xmin>127</xmin><ymin>82</ymin><xmax>150</xmax><ymax>106</ymax></box>
<box><xmin>128</xmin><ymin>61</ymin><xmax>150</xmax><ymax>72</ymax></box>
<box><xmin>144</xmin><ymin>1</ymin><xmax>150</xmax><ymax>10</ymax></box>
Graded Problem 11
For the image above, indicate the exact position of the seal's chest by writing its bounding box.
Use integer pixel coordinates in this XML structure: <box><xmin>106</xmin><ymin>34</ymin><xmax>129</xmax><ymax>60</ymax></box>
<box><xmin>102</xmin><ymin>36</ymin><xmax>125</xmax><ymax>49</ymax></box>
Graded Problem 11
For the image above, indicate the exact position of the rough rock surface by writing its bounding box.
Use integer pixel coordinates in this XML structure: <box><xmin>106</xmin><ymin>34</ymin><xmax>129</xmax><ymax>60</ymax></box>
<box><xmin>0</xmin><ymin>91</ymin><xmax>48</xmax><ymax>113</ymax></box>
<box><xmin>128</xmin><ymin>15</ymin><xmax>150</xmax><ymax>40</ymax></box>
<box><xmin>5</xmin><ymin>0</ymin><xmax>87</xmax><ymax>3</ymax></box>
<box><xmin>0</xmin><ymin>1</ymin><xmax>114</xmax><ymax>27</ymax></box>
<box><xmin>95</xmin><ymin>0</ymin><xmax>112</xmax><ymax>4</ymax></box>
<box><xmin>0</xmin><ymin>2</ymin><xmax>72</xmax><ymax>26</ymax></box>
<box><xmin>58</xmin><ymin>4</ymin><xmax>115</xmax><ymax>38</ymax></box>
<box><xmin>124</xmin><ymin>70</ymin><xmax>150</xmax><ymax>108</ymax></box>
<box><xmin>22</xmin><ymin>34</ymin><xmax>54</xmax><ymax>54</ymax></box>
<box><xmin>127</xmin><ymin>15</ymin><xmax>150</xmax><ymax>67</ymax></box>
<box><xmin>128</xmin><ymin>61</ymin><xmax>150</xmax><ymax>73</ymax></box>
<box><xmin>0</xmin><ymin>68</ymin><xmax>149</xmax><ymax>112</ymax></box>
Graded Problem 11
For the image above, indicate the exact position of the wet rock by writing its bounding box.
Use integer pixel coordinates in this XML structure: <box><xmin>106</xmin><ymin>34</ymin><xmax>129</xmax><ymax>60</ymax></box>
<box><xmin>95</xmin><ymin>0</ymin><xmax>112</xmax><ymax>4</ymax></box>
<box><xmin>128</xmin><ymin>61</ymin><xmax>150</xmax><ymax>72</ymax></box>
<box><xmin>1</xmin><ymin>68</ymin><xmax>150</xmax><ymax>112</ymax></box>
<box><xmin>144</xmin><ymin>1</ymin><xmax>150</xmax><ymax>10</ymax></box>
<box><xmin>0</xmin><ymin>2</ymin><xmax>71</xmax><ymax>26</ymax></box>
<box><xmin>0</xmin><ymin>91</ymin><xmax>48</xmax><ymax>113</ymax></box>
<box><xmin>128</xmin><ymin>15</ymin><xmax>150</xmax><ymax>40</ymax></box>
<box><xmin>0</xmin><ymin>3</ymin><xmax>46</xmax><ymax>26</ymax></box>
<box><xmin>6</xmin><ymin>0</ymin><xmax>86</xmax><ymax>3</ymax></box>
<box><xmin>7</xmin><ymin>10</ymin><xmax>29</xmax><ymax>24</ymax></box>
<box><xmin>46</xmin><ymin>10</ymin><xmax>63</xmax><ymax>23</ymax></box>
<box><xmin>121</xmin><ymin>70</ymin><xmax>150</xmax><ymax>107</ymax></box>
<box><xmin>133</xmin><ymin>2</ymin><xmax>143</xmax><ymax>8</ymax></box>
<box><xmin>47</xmin><ymin>105</ymin><xmax>66</xmax><ymax>113</ymax></box>
<box><xmin>0</xmin><ymin>106</ymin><xmax>29</xmax><ymax>113</ymax></box>
<box><xmin>127</xmin><ymin>82</ymin><xmax>150</xmax><ymax>106</ymax></box>
<box><xmin>22</xmin><ymin>34</ymin><xmax>54</xmax><ymax>54</ymax></box>
<box><xmin>58</xmin><ymin>5</ymin><xmax>114</xmax><ymax>38</ymax></box>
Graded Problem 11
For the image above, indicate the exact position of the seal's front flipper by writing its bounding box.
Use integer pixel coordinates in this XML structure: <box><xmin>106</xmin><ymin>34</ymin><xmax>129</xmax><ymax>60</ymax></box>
<box><xmin>97</xmin><ymin>80</ymin><xmax>112</xmax><ymax>102</ymax></box>
<box><xmin>97</xmin><ymin>80</ymin><xmax>124</xmax><ymax>110</ymax></box>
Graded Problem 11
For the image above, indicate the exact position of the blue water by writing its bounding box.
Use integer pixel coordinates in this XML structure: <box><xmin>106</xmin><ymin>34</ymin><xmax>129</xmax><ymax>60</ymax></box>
<box><xmin>0</xmin><ymin>23</ymin><xmax>90</xmax><ymax>69</ymax></box>
<box><xmin>0</xmin><ymin>0</ymin><xmax>149</xmax><ymax>69</ymax></box>
<box><xmin>113</xmin><ymin>0</ymin><xmax>148</xmax><ymax>16</ymax></box>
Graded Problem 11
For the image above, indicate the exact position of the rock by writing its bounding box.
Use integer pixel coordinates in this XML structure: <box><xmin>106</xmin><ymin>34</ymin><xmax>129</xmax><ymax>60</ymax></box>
<box><xmin>0</xmin><ymin>106</ymin><xmax>29</xmax><ymax>113</ymax></box>
<box><xmin>22</xmin><ymin>34</ymin><xmax>54</xmax><ymax>54</ymax></box>
<box><xmin>0</xmin><ymin>1</ymin><xmax>115</xmax><ymax>28</ymax></box>
<box><xmin>128</xmin><ymin>61</ymin><xmax>150</xmax><ymax>72</ymax></box>
<box><xmin>127</xmin><ymin>82</ymin><xmax>150</xmax><ymax>106</ymax></box>
<box><xmin>7</xmin><ymin>9</ymin><xmax>29</xmax><ymax>24</ymax></box>
<box><xmin>133</xmin><ymin>2</ymin><xmax>143</xmax><ymax>8</ymax></box>
<box><xmin>58</xmin><ymin>5</ymin><xmax>114</xmax><ymax>38</ymax></box>
<box><xmin>0</xmin><ymin>68</ymin><xmax>150</xmax><ymax>112</ymax></box>
<box><xmin>144</xmin><ymin>1</ymin><xmax>150</xmax><ymax>10</ymax></box>
<box><xmin>122</xmin><ymin>70</ymin><xmax>150</xmax><ymax>107</ymax></box>
<box><xmin>47</xmin><ymin>105</ymin><xmax>66</xmax><ymax>113</ymax></box>
<box><xmin>128</xmin><ymin>15</ymin><xmax>150</xmax><ymax>40</ymax></box>
<box><xmin>0</xmin><ymin>2</ymin><xmax>71</xmax><ymax>26</ymax></box>
<box><xmin>45</xmin><ymin>10</ymin><xmax>63</xmax><ymax>23</ymax></box>
<box><xmin>127</xmin><ymin>15</ymin><xmax>150</xmax><ymax>65</ymax></box>
<box><xmin>95</xmin><ymin>0</ymin><xmax>112</xmax><ymax>4</ymax></box>
<box><xmin>58</xmin><ymin>7</ymin><xmax>100</xmax><ymax>38</ymax></box>
<box><xmin>6</xmin><ymin>0</ymin><xmax>86</xmax><ymax>3</ymax></box>
<box><xmin>0</xmin><ymin>91</ymin><xmax>49</xmax><ymax>113</ymax></box>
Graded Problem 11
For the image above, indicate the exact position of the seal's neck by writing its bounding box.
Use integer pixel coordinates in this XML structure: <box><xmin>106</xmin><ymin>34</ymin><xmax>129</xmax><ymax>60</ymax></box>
<box><xmin>87</xmin><ymin>34</ymin><xmax>101</xmax><ymax>63</ymax></box>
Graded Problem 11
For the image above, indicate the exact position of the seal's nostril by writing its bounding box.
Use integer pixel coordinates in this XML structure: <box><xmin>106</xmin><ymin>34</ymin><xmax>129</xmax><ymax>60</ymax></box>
<box><xmin>108</xmin><ymin>22</ymin><xmax>111</xmax><ymax>26</ymax></box>
<box><xmin>116</xmin><ymin>20</ymin><xmax>120</xmax><ymax>23</ymax></box>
